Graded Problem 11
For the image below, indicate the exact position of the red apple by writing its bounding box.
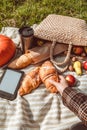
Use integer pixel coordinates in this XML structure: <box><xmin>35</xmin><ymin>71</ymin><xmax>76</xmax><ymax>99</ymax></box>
<box><xmin>72</xmin><ymin>46</ymin><xmax>84</xmax><ymax>55</ymax></box>
<box><xmin>65</xmin><ymin>74</ymin><xmax>76</xmax><ymax>87</ymax></box>
<box><xmin>83</xmin><ymin>61</ymin><xmax>87</xmax><ymax>70</ymax></box>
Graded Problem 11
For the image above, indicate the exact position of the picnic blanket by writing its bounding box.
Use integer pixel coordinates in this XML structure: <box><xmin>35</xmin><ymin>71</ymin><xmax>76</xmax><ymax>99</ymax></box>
<box><xmin>0</xmin><ymin>26</ymin><xmax>87</xmax><ymax>130</ymax></box>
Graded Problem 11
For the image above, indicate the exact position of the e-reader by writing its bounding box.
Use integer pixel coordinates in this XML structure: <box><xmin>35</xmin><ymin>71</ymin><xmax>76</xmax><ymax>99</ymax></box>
<box><xmin>0</xmin><ymin>68</ymin><xmax>24</xmax><ymax>100</ymax></box>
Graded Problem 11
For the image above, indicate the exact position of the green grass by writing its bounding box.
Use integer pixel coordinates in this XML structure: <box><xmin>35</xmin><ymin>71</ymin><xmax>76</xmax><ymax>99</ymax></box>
<box><xmin>0</xmin><ymin>0</ymin><xmax>87</xmax><ymax>30</ymax></box>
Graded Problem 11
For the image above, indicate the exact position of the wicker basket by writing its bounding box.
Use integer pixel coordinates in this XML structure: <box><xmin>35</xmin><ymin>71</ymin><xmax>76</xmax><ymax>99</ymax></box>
<box><xmin>34</xmin><ymin>14</ymin><xmax>87</xmax><ymax>72</ymax></box>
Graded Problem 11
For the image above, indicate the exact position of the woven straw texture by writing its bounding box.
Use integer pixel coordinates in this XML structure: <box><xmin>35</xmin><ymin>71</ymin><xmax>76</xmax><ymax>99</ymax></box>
<box><xmin>34</xmin><ymin>14</ymin><xmax>87</xmax><ymax>46</ymax></box>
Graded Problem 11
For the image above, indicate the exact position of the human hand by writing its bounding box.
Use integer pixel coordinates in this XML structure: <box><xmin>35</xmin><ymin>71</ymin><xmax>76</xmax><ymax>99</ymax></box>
<box><xmin>49</xmin><ymin>75</ymin><xmax>69</xmax><ymax>95</ymax></box>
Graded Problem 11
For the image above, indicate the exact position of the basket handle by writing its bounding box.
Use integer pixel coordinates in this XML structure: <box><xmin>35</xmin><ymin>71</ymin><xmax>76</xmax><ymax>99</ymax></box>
<box><xmin>50</xmin><ymin>40</ymin><xmax>73</xmax><ymax>73</ymax></box>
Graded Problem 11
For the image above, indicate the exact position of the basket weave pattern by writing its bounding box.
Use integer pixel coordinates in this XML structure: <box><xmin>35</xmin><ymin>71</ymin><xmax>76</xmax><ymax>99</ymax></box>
<box><xmin>34</xmin><ymin>14</ymin><xmax>87</xmax><ymax>46</ymax></box>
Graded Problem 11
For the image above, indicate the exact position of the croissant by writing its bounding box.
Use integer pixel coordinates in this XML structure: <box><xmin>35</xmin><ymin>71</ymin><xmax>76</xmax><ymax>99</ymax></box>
<box><xmin>39</xmin><ymin>61</ymin><xmax>59</xmax><ymax>93</ymax></box>
<box><xmin>19</xmin><ymin>66</ymin><xmax>41</xmax><ymax>96</ymax></box>
<box><xmin>8</xmin><ymin>51</ymin><xmax>33</xmax><ymax>69</ymax></box>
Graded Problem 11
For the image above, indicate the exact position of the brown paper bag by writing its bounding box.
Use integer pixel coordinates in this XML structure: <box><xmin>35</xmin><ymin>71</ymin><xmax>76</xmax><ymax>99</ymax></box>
<box><xmin>29</xmin><ymin>42</ymin><xmax>68</xmax><ymax>64</ymax></box>
<box><xmin>8</xmin><ymin>42</ymin><xmax>68</xmax><ymax>69</ymax></box>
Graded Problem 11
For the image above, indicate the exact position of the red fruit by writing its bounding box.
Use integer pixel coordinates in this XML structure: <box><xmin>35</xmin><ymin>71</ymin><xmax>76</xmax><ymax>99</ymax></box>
<box><xmin>83</xmin><ymin>61</ymin><xmax>87</xmax><ymax>70</ymax></box>
<box><xmin>65</xmin><ymin>74</ymin><xmax>76</xmax><ymax>87</ymax></box>
<box><xmin>73</xmin><ymin>46</ymin><xmax>83</xmax><ymax>55</ymax></box>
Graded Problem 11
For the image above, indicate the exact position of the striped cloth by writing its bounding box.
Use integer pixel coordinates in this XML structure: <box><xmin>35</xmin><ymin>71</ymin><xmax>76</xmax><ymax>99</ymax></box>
<box><xmin>0</xmin><ymin>27</ymin><xmax>87</xmax><ymax>130</ymax></box>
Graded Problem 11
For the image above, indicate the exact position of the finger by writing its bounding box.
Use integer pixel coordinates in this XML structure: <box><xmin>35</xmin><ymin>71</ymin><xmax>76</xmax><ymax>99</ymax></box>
<box><xmin>48</xmin><ymin>79</ymin><xmax>60</xmax><ymax>87</ymax></box>
<box><xmin>59</xmin><ymin>75</ymin><xmax>65</xmax><ymax>81</ymax></box>
<box><xmin>48</xmin><ymin>79</ymin><xmax>64</xmax><ymax>94</ymax></box>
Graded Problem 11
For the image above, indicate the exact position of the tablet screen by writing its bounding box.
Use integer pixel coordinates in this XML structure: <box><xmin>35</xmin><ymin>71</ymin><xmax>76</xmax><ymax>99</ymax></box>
<box><xmin>0</xmin><ymin>69</ymin><xmax>23</xmax><ymax>95</ymax></box>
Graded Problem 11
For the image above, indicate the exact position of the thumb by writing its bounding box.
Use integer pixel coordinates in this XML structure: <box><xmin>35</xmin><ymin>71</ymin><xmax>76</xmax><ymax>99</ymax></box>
<box><xmin>49</xmin><ymin>80</ymin><xmax>60</xmax><ymax>90</ymax></box>
<box><xmin>49</xmin><ymin>79</ymin><xmax>64</xmax><ymax>95</ymax></box>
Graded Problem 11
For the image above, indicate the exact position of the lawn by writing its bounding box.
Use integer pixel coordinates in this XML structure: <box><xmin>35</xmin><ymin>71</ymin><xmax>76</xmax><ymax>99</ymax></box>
<box><xmin>0</xmin><ymin>0</ymin><xmax>87</xmax><ymax>30</ymax></box>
